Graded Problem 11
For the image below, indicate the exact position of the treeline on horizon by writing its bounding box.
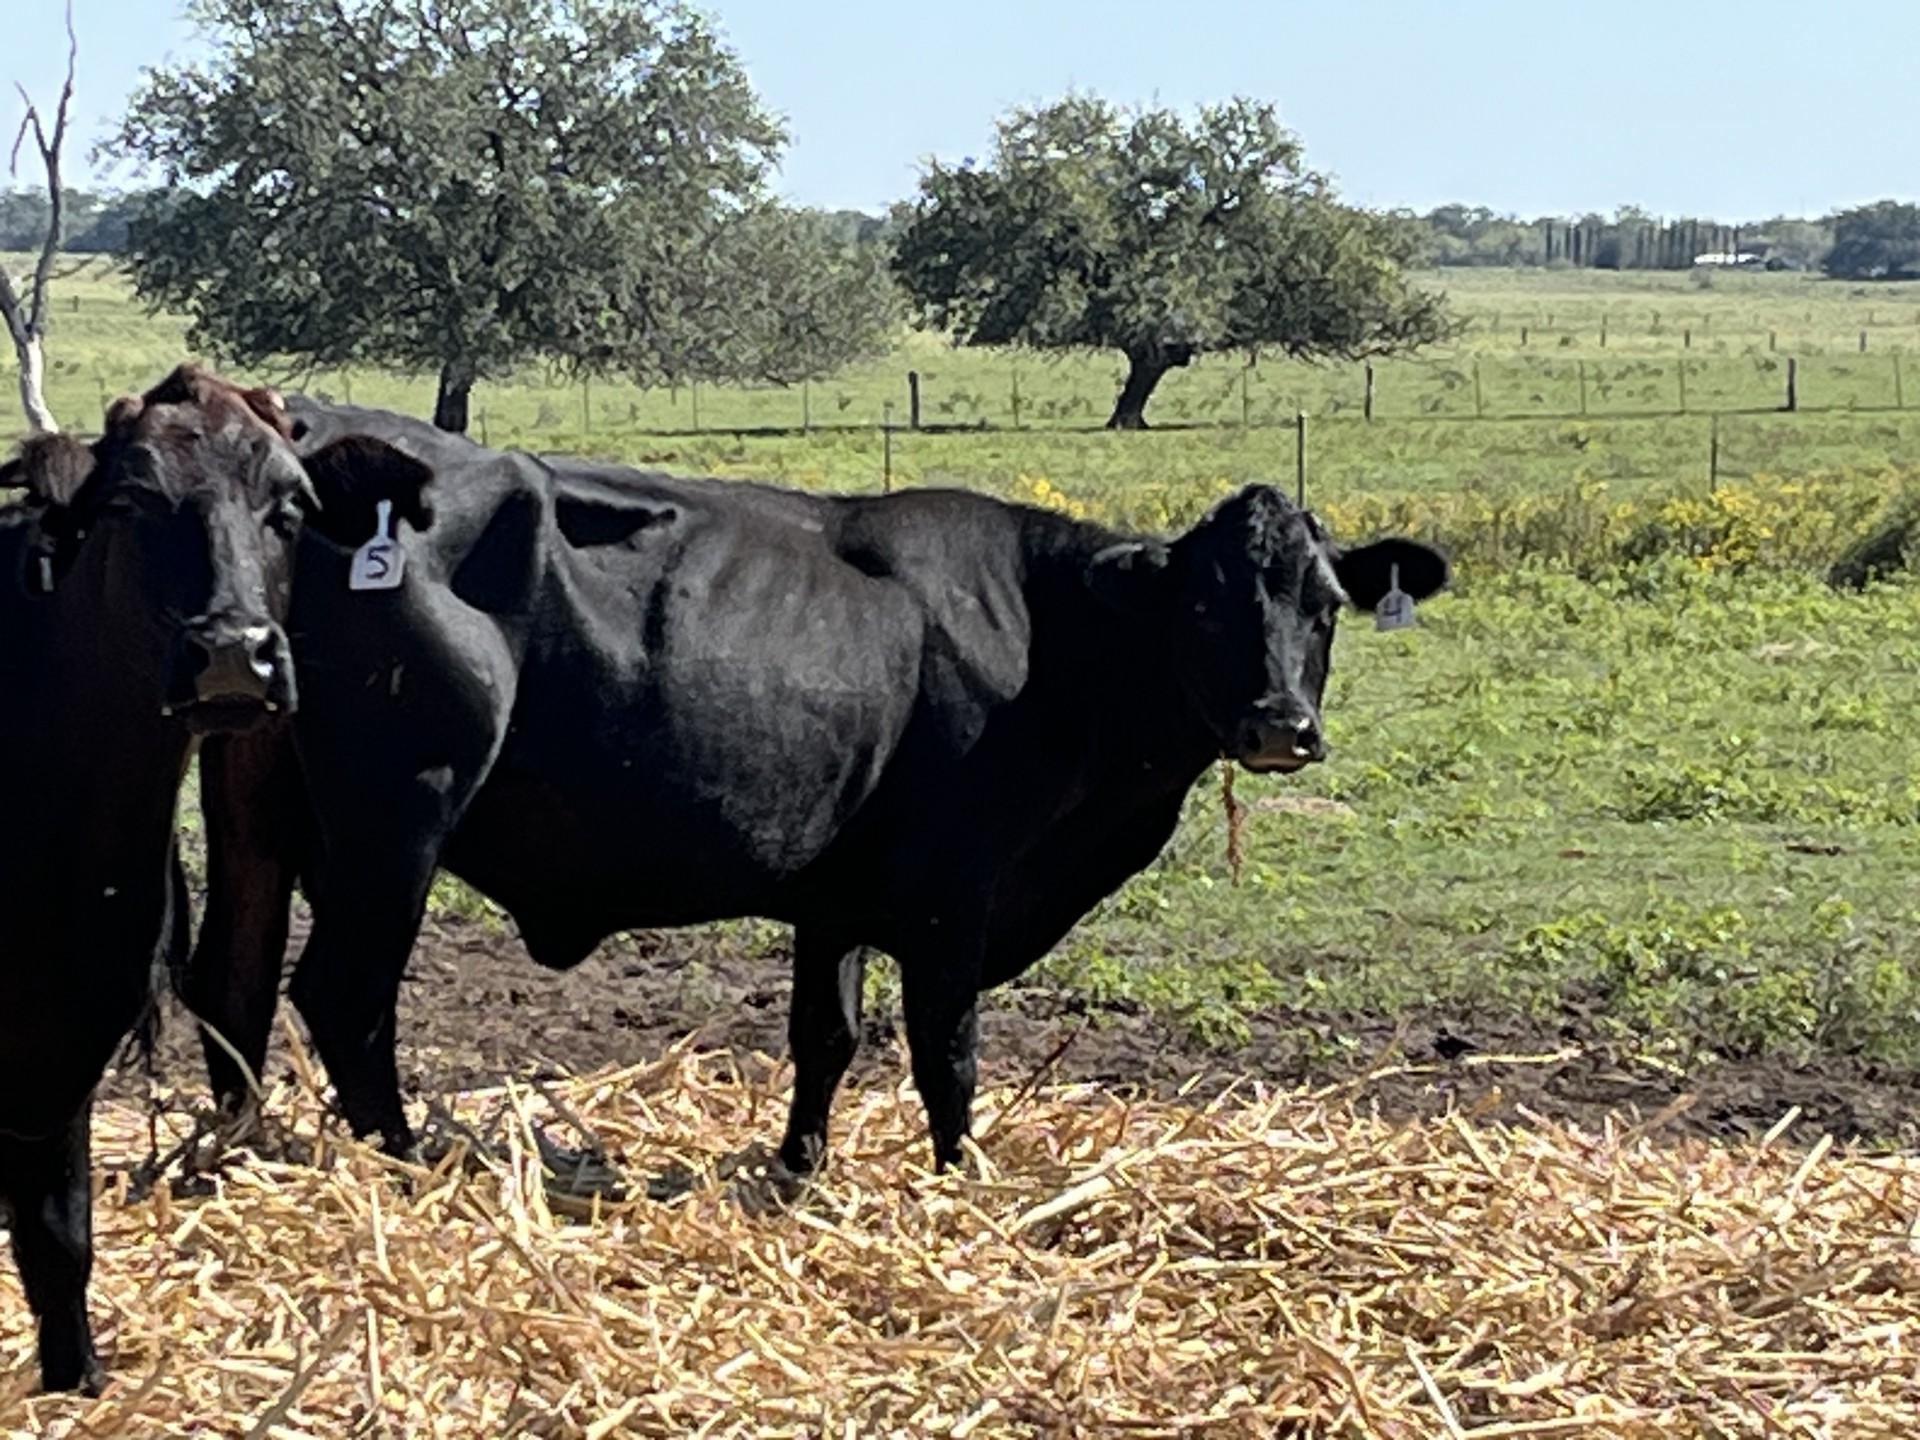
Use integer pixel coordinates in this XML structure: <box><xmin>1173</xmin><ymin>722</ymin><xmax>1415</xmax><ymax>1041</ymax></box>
<box><xmin>0</xmin><ymin>189</ymin><xmax>894</xmax><ymax>258</ymax></box>
<box><xmin>3</xmin><ymin>188</ymin><xmax>1907</xmax><ymax>280</ymax></box>
<box><xmin>1419</xmin><ymin>205</ymin><xmax>1834</xmax><ymax>272</ymax></box>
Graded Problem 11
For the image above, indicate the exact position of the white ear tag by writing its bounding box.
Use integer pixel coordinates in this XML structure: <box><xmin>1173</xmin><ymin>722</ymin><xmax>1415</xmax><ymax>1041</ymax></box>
<box><xmin>1375</xmin><ymin>562</ymin><xmax>1416</xmax><ymax>631</ymax></box>
<box><xmin>349</xmin><ymin>499</ymin><xmax>405</xmax><ymax>592</ymax></box>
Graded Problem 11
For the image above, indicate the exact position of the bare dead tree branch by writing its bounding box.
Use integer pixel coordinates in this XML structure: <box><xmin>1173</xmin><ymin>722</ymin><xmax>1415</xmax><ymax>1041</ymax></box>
<box><xmin>1</xmin><ymin>0</ymin><xmax>76</xmax><ymax>431</ymax></box>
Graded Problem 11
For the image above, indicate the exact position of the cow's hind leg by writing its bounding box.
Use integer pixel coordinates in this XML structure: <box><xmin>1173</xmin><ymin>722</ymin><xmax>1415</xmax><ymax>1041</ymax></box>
<box><xmin>287</xmin><ymin>859</ymin><xmax>436</xmax><ymax>1157</ymax></box>
<box><xmin>899</xmin><ymin>949</ymin><xmax>983</xmax><ymax>1172</ymax></box>
<box><xmin>777</xmin><ymin>928</ymin><xmax>868</xmax><ymax>1174</ymax></box>
<box><xmin>0</xmin><ymin>1112</ymin><xmax>101</xmax><ymax>1395</ymax></box>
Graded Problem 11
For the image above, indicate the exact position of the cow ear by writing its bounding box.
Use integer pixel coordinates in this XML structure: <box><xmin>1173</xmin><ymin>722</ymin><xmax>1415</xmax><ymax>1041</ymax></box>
<box><xmin>3</xmin><ymin>434</ymin><xmax>96</xmax><ymax>508</ymax></box>
<box><xmin>1333</xmin><ymin>538</ymin><xmax>1450</xmax><ymax>611</ymax></box>
<box><xmin>298</xmin><ymin>435</ymin><xmax>436</xmax><ymax>544</ymax></box>
<box><xmin>104</xmin><ymin>394</ymin><xmax>145</xmax><ymax>432</ymax></box>
<box><xmin>241</xmin><ymin>386</ymin><xmax>291</xmax><ymax>437</ymax></box>
<box><xmin>1085</xmin><ymin>541</ymin><xmax>1171</xmax><ymax>617</ymax></box>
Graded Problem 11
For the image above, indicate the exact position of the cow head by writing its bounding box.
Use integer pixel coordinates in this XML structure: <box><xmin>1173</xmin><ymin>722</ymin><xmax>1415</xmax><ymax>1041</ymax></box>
<box><xmin>2</xmin><ymin>367</ymin><xmax>437</xmax><ymax>734</ymax></box>
<box><xmin>1087</xmin><ymin>484</ymin><xmax>1448</xmax><ymax>772</ymax></box>
<box><xmin>2</xmin><ymin>366</ymin><xmax>303</xmax><ymax>732</ymax></box>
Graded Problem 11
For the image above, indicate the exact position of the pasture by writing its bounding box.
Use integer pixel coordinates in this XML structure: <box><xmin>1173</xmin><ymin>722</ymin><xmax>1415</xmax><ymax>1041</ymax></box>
<box><xmin>6</xmin><ymin>265</ymin><xmax>1920</xmax><ymax>1433</ymax></box>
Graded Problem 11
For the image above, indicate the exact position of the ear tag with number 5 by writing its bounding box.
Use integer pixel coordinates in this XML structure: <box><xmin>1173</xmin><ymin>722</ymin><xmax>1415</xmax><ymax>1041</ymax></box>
<box><xmin>349</xmin><ymin>499</ymin><xmax>405</xmax><ymax>592</ymax></box>
<box><xmin>1375</xmin><ymin>562</ymin><xmax>1416</xmax><ymax>631</ymax></box>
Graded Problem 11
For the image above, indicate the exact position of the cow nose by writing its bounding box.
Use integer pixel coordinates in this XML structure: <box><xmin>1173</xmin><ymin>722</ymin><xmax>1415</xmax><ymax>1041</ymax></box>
<box><xmin>237</xmin><ymin>624</ymin><xmax>276</xmax><ymax>683</ymax></box>
<box><xmin>189</xmin><ymin>626</ymin><xmax>277</xmax><ymax>704</ymax></box>
<box><xmin>1235</xmin><ymin>708</ymin><xmax>1328</xmax><ymax>771</ymax></box>
<box><xmin>1290</xmin><ymin>715</ymin><xmax>1326</xmax><ymax>763</ymax></box>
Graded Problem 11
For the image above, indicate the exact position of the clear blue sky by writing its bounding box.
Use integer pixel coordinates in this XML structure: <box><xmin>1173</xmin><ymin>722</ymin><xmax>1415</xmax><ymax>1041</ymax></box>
<box><xmin>8</xmin><ymin>0</ymin><xmax>1913</xmax><ymax>221</ymax></box>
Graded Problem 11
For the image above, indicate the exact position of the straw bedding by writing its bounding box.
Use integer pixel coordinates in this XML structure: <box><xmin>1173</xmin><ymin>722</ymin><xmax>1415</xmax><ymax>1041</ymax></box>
<box><xmin>3</xmin><ymin>1037</ymin><xmax>1918</xmax><ymax>1438</ymax></box>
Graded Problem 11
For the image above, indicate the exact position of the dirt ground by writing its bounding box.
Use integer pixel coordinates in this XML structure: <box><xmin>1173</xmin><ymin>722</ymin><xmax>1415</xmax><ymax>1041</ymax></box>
<box><xmin>102</xmin><ymin>904</ymin><xmax>1920</xmax><ymax>1160</ymax></box>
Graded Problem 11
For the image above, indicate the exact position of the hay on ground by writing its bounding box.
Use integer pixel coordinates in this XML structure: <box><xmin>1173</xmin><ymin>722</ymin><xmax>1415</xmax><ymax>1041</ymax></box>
<box><xmin>3</xmin><ymin>1039</ymin><xmax>1918</xmax><ymax>1438</ymax></box>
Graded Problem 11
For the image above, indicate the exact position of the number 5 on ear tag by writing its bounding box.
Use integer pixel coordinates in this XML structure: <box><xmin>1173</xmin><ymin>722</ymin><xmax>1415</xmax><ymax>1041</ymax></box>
<box><xmin>1375</xmin><ymin>562</ymin><xmax>1416</xmax><ymax>631</ymax></box>
<box><xmin>349</xmin><ymin>499</ymin><xmax>405</xmax><ymax>592</ymax></box>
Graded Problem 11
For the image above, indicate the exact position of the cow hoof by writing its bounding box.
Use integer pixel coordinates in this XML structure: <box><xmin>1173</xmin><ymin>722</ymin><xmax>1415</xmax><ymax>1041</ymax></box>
<box><xmin>213</xmin><ymin>1096</ymin><xmax>266</xmax><ymax>1149</ymax></box>
<box><xmin>719</xmin><ymin>1141</ymin><xmax>811</xmax><ymax>1215</ymax></box>
<box><xmin>776</xmin><ymin>1134</ymin><xmax>826</xmax><ymax>1177</ymax></box>
<box><xmin>39</xmin><ymin>1346</ymin><xmax>104</xmax><ymax>1397</ymax></box>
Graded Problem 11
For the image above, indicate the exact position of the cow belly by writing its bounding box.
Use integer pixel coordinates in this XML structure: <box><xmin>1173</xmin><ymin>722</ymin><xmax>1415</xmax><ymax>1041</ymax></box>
<box><xmin>447</xmin><ymin>616</ymin><xmax>920</xmax><ymax>960</ymax></box>
<box><xmin>439</xmin><ymin>765</ymin><xmax>839</xmax><ymax>969</ymax></box>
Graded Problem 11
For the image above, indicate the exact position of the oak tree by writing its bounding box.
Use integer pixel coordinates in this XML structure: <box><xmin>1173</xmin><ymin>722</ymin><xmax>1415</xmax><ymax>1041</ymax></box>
<box><xmin>115</xmin><ymin>0</ymin><xmax>783</xmax><ymax>431</ymax></box>
<box><xmin>892</xmin><ymin>95</ymin><xmax>1447</xmax><ymax>429</ymax></box>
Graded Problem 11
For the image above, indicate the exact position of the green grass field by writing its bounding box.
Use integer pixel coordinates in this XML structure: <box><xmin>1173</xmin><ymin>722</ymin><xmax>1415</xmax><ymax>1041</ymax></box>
<box><xmin>11</xmin><ymin>262</ymin><xmax>1920</xmax><ymax>1077</ymax></box>
<box><xmin>18</xmin><ymin>258</ymin><xmax>1920</xmax><ymax>508</ymax></box>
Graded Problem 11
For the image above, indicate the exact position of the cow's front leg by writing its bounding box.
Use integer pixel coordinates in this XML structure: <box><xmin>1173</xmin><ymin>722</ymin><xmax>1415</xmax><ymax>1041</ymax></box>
<box><xmin>778</xmin><ymin>927</ymin><xmax>869</xmax><ymax>1174</ymax></box>
<box><xmin>0</xmin><ymin>1112</ymin><xmax>102</xmax><ymax>1395</ymax></box>
<box><xmin>187</xmin><ymin>725</ymin><xmax>305</xmax><ymax>1120</ymax></box>
<box><xmin>899</xmin><ymin>939</ymin><xmax>984</xmax><ymax>1172</ymax></box>
<box><xmin>287</xmin><ymin>857</ymin><xmax>436</xmax><ymax>1156</ymax></box>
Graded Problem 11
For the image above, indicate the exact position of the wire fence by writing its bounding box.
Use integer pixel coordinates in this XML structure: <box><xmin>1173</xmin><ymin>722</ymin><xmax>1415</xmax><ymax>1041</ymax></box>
<box><xmin>430</xmin><ymin>351</ymin><xmax>1919</xmax><ymax>442</ymax></box>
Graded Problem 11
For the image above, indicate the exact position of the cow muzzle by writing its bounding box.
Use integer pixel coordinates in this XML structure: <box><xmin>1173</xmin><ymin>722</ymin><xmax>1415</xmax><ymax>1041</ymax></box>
<box><xmin>1232</xmin><ymin>710</ymin><xmax>1327</xmax><ymax>774</ymax></box>
<box><xmin>167</xmin><ymin>620</ymin><xmax>296</xmax><ymax>733</ymax></box>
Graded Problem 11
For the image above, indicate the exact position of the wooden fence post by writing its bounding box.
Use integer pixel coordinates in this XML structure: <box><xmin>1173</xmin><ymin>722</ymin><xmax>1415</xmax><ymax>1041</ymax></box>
<box><xmin>1709</xmin><ymin>413</ymin><xmax>1719</xmax><ymax>492</ymax></box>
<box><xmin>1785</xmin><ymin>358</ymin><xmax>1797</xmax><ymax>412</ymax></box>
<box><xmin>1363</xmin><ymin>362</ymin><xmax>1375</xmax><ymax>422</ymax></box>
<box><xmin>908</xmin><ymin>370</ymin><xmax>921</xmax><ymax>430</ymax></box>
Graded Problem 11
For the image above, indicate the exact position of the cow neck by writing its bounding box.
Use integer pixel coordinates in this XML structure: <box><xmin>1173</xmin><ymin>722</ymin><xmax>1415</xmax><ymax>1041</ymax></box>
<box><xmin>3</xmin><ymin>518</ymin><xmax>189</xmax><ymax>877</ymax></box>
<box><xmin>1023</xmin><ymin>515</ymin><xmax>1223</xmax><ymax>793</ymax></box>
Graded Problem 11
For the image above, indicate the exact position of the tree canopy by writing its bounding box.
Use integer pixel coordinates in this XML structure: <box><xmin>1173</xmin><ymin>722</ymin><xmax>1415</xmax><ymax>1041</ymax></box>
<box><xmin>1823</xmin><ymin>201</ymin><xmax>1920</xmax><ymax>281</ymax></box>
<box><xmin>890</xmin><ymin>95</ymin><xmax>1448</xmax><ymax>429</ymax></box>
<box><xmin>113</xmin><ymin>0</ymin><xmax>793</xmax><ymax>431</ymax></box>
<box><xmin>666</xmin><ymin>205</ymin><xmax>900</xmax><ymax>387</ymax></box>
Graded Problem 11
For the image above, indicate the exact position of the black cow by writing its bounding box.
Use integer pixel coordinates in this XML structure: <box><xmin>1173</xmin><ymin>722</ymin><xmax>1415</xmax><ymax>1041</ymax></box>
<box><xmin>0</xmin><ymin>368</ymin><xmax>419</xmax><ymax>1394</ymax></box>
<box><xmin>191</xmin><ymin>400</ymin><xmax>1446</xmax><ymax>1175</ymax></box>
